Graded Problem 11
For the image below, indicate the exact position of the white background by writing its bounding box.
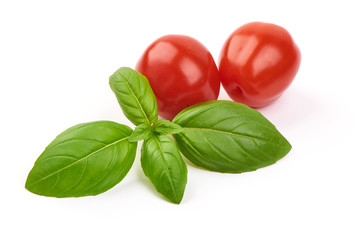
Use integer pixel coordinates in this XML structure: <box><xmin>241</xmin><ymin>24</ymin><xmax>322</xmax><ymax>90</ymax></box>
<box><xmin>1</xmin><ymin>0</ymin><xmax>359</xmax><ymax>239</ymax></box>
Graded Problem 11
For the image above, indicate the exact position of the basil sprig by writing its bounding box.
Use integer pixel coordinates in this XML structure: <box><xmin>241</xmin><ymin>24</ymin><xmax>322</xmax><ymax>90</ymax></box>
<box><xmin>110</xmin><ymin>68</ymin><xmax>187</xmax><ymax>203</ymax></box>
<box><xmin>26</xmin><ymin>67</ymin><xmax>187</xmax><ymax>204</ymax></box>
<box><xmin>26</xmin><ymin>67</ymin><xmax>292</xmax><ymax>204</ymax></box>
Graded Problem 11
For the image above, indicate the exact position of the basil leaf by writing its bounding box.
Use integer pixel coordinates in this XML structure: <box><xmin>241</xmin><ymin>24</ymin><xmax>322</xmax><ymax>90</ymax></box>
<box><xmin>128</xmin><ymin>123</ymin><xmax>152</xmax><ymax>142</ymax></box>
<box><xmin>25</xmin><ymin>121</ymin><xmax>137</xmax><ymax>197</ymax></box>
<box><xmin>152</xmin><ymin>119</ymin><xmax>183</xmax><ymax>135</ymax></box>
<box><xmin>109</xmin><ymin>67</ymin><xmax>158</xmax><ymax>126</ymax></box>
<box><xmin>172</xmin><ymin>100</ymin><xmax>292</xmax><ymax>173</ymax></box>
<box><xmin>141</xmin><ymin>134</ymin><xmax>187</xmax><ymax>204</ymax></box>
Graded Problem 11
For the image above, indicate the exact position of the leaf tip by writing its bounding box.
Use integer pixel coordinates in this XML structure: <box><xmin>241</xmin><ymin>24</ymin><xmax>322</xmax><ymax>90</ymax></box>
<box><xmin>171</xmin><ymin>199</ymin><xmax>182</xmax><ymax>204</ymax></box>
<box><xmin>166</xmin><ymin>193</ymin><xmax>184</xmax><ymax>204</ymax></box>
<box><xmin>283</xmin><ymin>136</ymin><xmax>292</xmax><ymax>153</ymax></box>
<box><xmin>24</xmin><ymin>178</ymin><xmax>31</xmax><ymax>191</ymax></box>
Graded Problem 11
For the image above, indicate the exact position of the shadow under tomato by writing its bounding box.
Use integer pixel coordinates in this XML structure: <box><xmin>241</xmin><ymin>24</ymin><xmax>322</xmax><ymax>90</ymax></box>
<box><xmin>251</xmin><ymin>86</ymin><xmax>319</xmax><ymax>128</ymax></box>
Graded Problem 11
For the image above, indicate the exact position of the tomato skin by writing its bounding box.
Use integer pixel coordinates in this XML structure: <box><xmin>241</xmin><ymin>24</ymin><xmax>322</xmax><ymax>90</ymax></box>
<box><xmin>136</xmin><ymin>35</ymin><xmax>220</xmax><ymax>120</ymax></box>
<box><xmin>219</xmin><ymin>22</ymin><xmax>301</xmax><ymax>107</ymax></box>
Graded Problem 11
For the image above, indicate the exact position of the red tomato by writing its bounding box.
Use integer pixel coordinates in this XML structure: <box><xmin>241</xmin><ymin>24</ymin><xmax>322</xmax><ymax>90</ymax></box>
<box><xmin>219</xmin><ymin>22</ymin><xmax>301</xmax><ymax>107</ymax></box>
<box><xmin>136</xmin><ymin>35</ymin><xmax>220</xmax><ymax>120</ymax></box>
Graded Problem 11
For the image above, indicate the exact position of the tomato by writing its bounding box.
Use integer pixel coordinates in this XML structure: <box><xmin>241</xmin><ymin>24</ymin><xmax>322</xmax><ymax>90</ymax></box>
<box><xmin>136</xmin><ymin>35</ymin><xmax>220</xmax><ymax>120</ymax></box>
<box><xmin>218</xmin><ymin>22</ymin><xmax>301</xmax><ymax>107</ymax></box>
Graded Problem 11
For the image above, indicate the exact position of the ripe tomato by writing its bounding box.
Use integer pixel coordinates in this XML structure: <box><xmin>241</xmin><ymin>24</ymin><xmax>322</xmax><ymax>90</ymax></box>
<box><xmin>136</xmin><ymin>35</ymin><xmax>220</xmax><ymax>120</ymax></box>
<box><xmin>219</xmin><ymin>22</ymin><xmax>301</xmax><ymax>107</ymax></box>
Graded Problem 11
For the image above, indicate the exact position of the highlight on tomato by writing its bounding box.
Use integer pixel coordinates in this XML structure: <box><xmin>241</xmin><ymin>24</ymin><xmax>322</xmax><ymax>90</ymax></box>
<box><xmin>218</xmin><ymin>22</ymin><xmax>301</xmax><ymax>107</ymax></box>
<box><xmin>136</xmin><ymin>35</ymin><xmax>220</xmax><ymax>120</ymax></box>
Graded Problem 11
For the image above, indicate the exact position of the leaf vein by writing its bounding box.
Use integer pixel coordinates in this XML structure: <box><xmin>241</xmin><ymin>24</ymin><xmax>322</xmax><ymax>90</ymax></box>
<box><xmin>58</xmin><ymin>158</ymin><xmax>89</xmax><ymax>195</ymax></box>
<box><xmin>204</xmin><ymin>136</ymin><xmax>240</xmax><ymax>166</ymax></box>
<box><xmin>154</xmin><ymin>136</ymin><xmax>178</xmax><ymax>201</ymax></box>
<box><xmin>28</xmin><ymin>136</ymin><xmax>130</xmax><ymax>187</ymax></box>
<box><xmin>183</xmin><ymin>127</ymin><xmax>285</xmax><ymax>147</ymax></box>
<box><xmin>118</xmin><ymin>71</ymin><xmax>151</xmax><ymax>125</ymax></box>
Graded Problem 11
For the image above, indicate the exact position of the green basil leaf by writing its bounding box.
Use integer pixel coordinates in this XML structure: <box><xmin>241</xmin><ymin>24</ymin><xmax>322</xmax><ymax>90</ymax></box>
<box><xmin>172</xmin><ymin>100</ymin><xmax>292</xmax><ymax>173</ymax></box>
<box><xmin>141</xmin><ymin>134</ymin><xmax>187</xmax><ymax>204</ymax></box>
<box><xmin>128</xmin><ymin>123</ymin><xmax>152</xmax><ymax>142</ymax></box>
<box><xmin>109</xmin><ymin>67</ymin><xmax>158</xmax><ymax>126</ymax></box>
<box><xmin>25</xmin><ymin>121</ymin><xmax>137</xmax><ymax>197</ymax></box>
<box><xmin>152</xmin><ymin>119</ymin><xmax>183</xmax><ymax>135</ymax></box>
